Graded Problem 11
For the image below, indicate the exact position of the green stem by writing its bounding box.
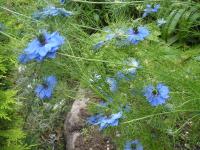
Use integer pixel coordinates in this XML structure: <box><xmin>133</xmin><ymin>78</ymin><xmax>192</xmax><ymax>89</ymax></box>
<box><xmin>122</xmin><ymin>110</ymin><xmax>200</xmax><ymax>124</ymax></box>
<box><xmin>58</xmin><ymin>52</ymin><xmax>123</xmax><ymax>64</ymax></box>
<box><xmin>0</xmin><ymin>6</ymin><xmax>39</xmax><ymax>22</ymax></box>
<box><xmin>71</xmin><ymin>0</ymin><xmax>162</xmax><ymax>4</ymax></box>
<box><xmin>173</xmin><ymin>114</ymin><xmax>199</xmax><ymax>134</ymax></box>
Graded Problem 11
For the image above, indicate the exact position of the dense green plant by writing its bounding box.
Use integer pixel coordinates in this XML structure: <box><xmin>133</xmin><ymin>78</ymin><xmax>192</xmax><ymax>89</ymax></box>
<box><xmin>160</xmin><ymin>2</ymin><xmax>200</xmax><ymax>44</ymax></box>
<box><xmin>1</xmin><ymin>0</ymin><xmax>200</xmax><ymax>149</ymax></box>
<box><xmin>0</xmin><ymin>34</ymin><xmax>26</xmax><ymax>150</ymax></box>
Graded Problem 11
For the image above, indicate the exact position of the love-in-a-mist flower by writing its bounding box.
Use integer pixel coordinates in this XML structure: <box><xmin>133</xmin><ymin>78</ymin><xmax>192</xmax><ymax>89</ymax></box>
<box><xmin>142</xmin><ymin>4</ymin><xmax>160</xmax><ymax>18</ymax></box>
<box><xmin>127</xmin><ymin>26</ymin><xmax>149</xmax><ymax>45</ymax></box>
<box><xmin>157</xmin><ymin>18</ymin><xmax>166</xmax><ymax>26</ymax></box>
<box><xmin>124</xmin><ymin>58</ymin><xmax>140</xmax><ymax>76</ymax></box>
<box><xmin>106</xmin><ymin>77</ymin><xmax>118</xmax><ymax>92</ymax></box>
<box><xmin>89</xmin><ymin>73</ymin><xmax>102</xmax><ymax>83</ymax></box>
<box><xmin>0</xmin><ymin>22</ymin><xmax>5</xmax><ymax>31</ymax></box>
<box><xmin>124</xmin><ymin>140</ymin><xmax>143</xmax><ymax>150</ymax></box>
<box><xmin>87</xmin><ymin>111</ymin><xmax>122</xmax><ymax>130</ymax></box>
<box><xmin>116</xmin><ymin>58</ymin><xmax>140</xmax><ymax>80</ymax></box>
<box><xmin>33</xmin><ymin>6</ymin><xmax>73</xmax><ymax>19</ymax></box>
<box><xmin>60</xmin><ymin>0</ymin><xmax>65</xmax><ymax>4</ymax></box>
<box><xmin>93</xmin><ymin>41</ymin><xmax>105</xmax><ymax>50</ymax></box>
<box><xmin>35</xmin><ymin>76</ymin><xmax>57</xmax><ymax>99</ymax></box>
<box><xmin>18</xmin><ymin>31</ymin><xmax>64</xmax><ymax>63</ymax></box>
<box><xmin>144</xmin><ymin>83</ymin><xmax>170</xmax><ymax>106</ymax></box>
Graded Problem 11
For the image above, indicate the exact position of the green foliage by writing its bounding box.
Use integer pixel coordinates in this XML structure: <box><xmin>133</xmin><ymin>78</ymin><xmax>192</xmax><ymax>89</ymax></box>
<box><xmin>86</xmin><ymin>23</ymin><xmax>200</xmax><ymax>149</ymax></box>
<box><xmin>161</xmin><ymin>2</ymin><xmax>200</xmax><ymax>44</ymax></box>
<box><xmin>1</xmin><ymin>0</ymin><xmax>200</xmax><ymax>149</ymax></box>
<box><xmin>0</xmin><ymin>6</ymin><xmax>26</xmax><ymax>149</ymax></box>
<box><xmin>0</xmin><ymin>68</ymin><xmax>26</xmax><ymax>149</ymax></box>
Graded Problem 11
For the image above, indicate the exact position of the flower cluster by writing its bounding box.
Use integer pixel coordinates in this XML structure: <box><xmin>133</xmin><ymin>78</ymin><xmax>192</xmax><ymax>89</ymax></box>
<box><xmin>142</xmin><ymin>4</ymin><xmax>160</xmax><ymax>18</ymax></box>
<box><xmin>94</xmin><ymin>26</ymin><xmax>149</xmax><ymax>50</ymax></box>
<box><xmin>33</xmin><ymin>6</ymin><xmax>73</xmax><ymax>19</ymax></box>
<box><xmin>87</xmin><ymin>111</ymin><xmax>122</xmax><ymax>130</ymax></box>
<box><xmin>93</xmin><ymin>28</ymin><xmax>130</xmax><ymax>50</ymax></box>
<box><xmin>35</xmin><ymin>76</ymin><xmax>57</xmax><ymax>99</ymax></box>
<box><xmin>18</xmin><ymin>2</ymin><xmax>172</xmax><ymax>148</ymax></box>
<box><xmin>19</xmin><ymin>31</ymin><xmax>64</xmax><ymax>63</ymax></box>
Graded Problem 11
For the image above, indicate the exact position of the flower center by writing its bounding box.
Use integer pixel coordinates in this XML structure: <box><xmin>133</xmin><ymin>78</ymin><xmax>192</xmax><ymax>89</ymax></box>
<box><xmin>152</xmin><ymin>89</ymin><xmax>158</xmax><ymax>95</ymax></box>
<box><xmin>38</xmin><ymin>34</ymin><xmax>47</xmax><ymax>46</ymax></box>
<box><xmin>133</xmin><ymin>27</ymin><xmax>139</xmax><ymax>34</ymax></box>
<box><xmin>42</xmin><ymin>83</ymin><xmax>49</xmax><ymax>89</ymax></box>
<box><xmin>131</xmin><ymin>145</ymin><xmax>136</xmax><ymax>149</ymax></box>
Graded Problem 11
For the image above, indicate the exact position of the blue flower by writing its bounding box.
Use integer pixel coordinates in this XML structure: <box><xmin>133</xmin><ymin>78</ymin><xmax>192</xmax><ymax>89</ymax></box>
<box><xmin>127</xmin><ymin>26</ymin><xmax>149</xmax><ymax>45</ymax></box>
<box><xmin>18</xmin><ymin>54</ymin><xmax>31</xmax><ymax>64</ymax></box>
<box><xmin>60</xmin><ymin>0</ymin><xmax>65</xmax><ymax>4</ymax></box>
<box><xmin>19</xmin><ymin>31</ymin><xmax>64</xmax><ymax>63</ymax></box>
<box><xmin>87</xmin><ymin>111</ymin><xmax>122</xmax><ymax>130</ymax></box>
<box><xmin>116</xmin><ymin>58</ymin><xmax>140</xmax><ymax>80</ymax></box>
<box><xmin>106</xmin><ymin>33</ymin><xmax>116</xmax><ymax>41</ymax></box>
<box><xmin>89</xmin><ymin>73</ymin><xmax>102</xmax><ymax>83</ymax></box>
<box><xmin>33</xmin><ymin>6</ymin><xmax>73</xmax><ymax>19</ymax></box>
<box><xmin>124</xmin><ymin>58</ymin><xmax>140</xmax><ymax>76</ymax></box>
<box><xmin>116</xmin><ymin>71</ymin><xmax>126</xmax><ymax>80</ymax></box>
<box><xmin>98</xmin><ymin>98</ymin><xmax>113</xmax><ymax>107</ymax></box>
<box><xmin>142</xmin><ymin>4</ymin><xmax>160</xmax><ymax>18</ymax></box>
<box><xmin>93</xmin><ymin>41</ymin><xmax>105</xmax><ymax>51</ymax></box>
<box><xmin>124</xmin><ymin>140</ymin><xmax>143</xmax><ymax>150</ymax></box>
<box><xmin>0</xmin><ymin>22</ymin><xmax>5</xmax><ymax>31</ymax></box>
<box><xmin>157</xmin><ymin>18</ymin><xmax>166</xmax><ymax>26</ymax></box>
<box><xmin>106</xmin><ymin>77</ymin><xmax>118</xmax><ymax>92</ymax></box>
<box><xmin>87</xmin><ymin>114</ymin><xmax>104</xmax><ymax>125</ymax></box>
<box><xmin>144</xmin><ymin>83</ymin><xmax>170</xmax><ymax>106</ymax></box>
<box><xmin>35</xmin><ymin>76</ymin><xmax>57</xmax><ymax>99</ymax></box>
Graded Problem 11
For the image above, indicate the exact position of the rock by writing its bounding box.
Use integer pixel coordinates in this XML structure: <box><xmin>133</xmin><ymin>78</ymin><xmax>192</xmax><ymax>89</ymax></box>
<box><xmin>64</xmin><ymin>88</ymin><xmax>116</xmax><ymax>150</ymax></box>
<box><xmin>64</xmin><ymin>88</ymin><xmax>91</xmax><ymax>150</ymax></box>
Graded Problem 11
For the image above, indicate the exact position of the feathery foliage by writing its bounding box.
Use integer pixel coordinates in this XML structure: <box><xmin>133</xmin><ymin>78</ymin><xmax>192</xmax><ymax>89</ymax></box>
<box><xmin>0</xmin><ymin>0</ymin><xmax>200</xmax><ymax>149</ymax></box>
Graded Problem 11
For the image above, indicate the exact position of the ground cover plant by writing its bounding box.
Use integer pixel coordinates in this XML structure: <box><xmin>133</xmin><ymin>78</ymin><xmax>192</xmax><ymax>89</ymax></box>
<box><xmin>0</xmin><ymin>0</ymin><xmax>200</xmax><ymax>149</ymax></box>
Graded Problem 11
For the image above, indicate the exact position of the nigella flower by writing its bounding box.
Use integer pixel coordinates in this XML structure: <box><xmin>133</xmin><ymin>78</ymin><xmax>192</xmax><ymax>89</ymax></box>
<box><xmin>0</xmin><ymin>22</ymin><xmax>5</xmax><ymax>31</ymax></box>
<box><xmin>106</xmin><ymin>77</ymin><xmax>118</xmax><ymax>92</ymax></box>
<box><xmin>33</xmin><ymin>6</ymin><xmax>73</xmax><ymax>19</ymax></box>
<box><xmin>87</xmin><ymin>114</ymin><xmax>104</xmax><ymax>125</ymax></box>
<box><xmin>18</xmin><ymin>31</ymin><xmax>64</xmax><ymax>63</ymax></box>
<box><xmin>87</xmin><ymin>111</ymin><xmax>122</xmax><ymax>130</ymax></box>
<box><xmin>99</xmin><ymin>98</ymin><xmax>113</xmax><ymax>107</ymax></box>
<box><xmin>142</xmin><ymin>4</ymin><xmax>160</xmax><ymax>18</ymax></box>
<box><xmin>89</xmin><ymin>73</ymin><xmax>102</xmax><ymax>83</ymax></box>
<box><xmin>124</xmin><ymin>140</ymin><xmax>143</xmax><ymax>150</ymax></box>
<box><xmin>93</xmin><ymin>41</ymin><xmax>105</xmax><ymax>51</ymax></box>
<box><xmin>144</xmin><ymin>83</ymin><xmax>170</xmax><ymax>106</ymax></box>
<box><xmin>157</xmin><ymin>18</ymin><xmax>166</xmax><ymax>26</ymax></box>
<box><xmin>116</xmin><ymin>71</ymin><xmax>126</xmax><ymax>80</ymax></box>
<box><xmin>127</xmin><ymin>26</ymin><xmax>149</xmax><ymax>45</ymax></box>
<box><xmin>18</xmin><ymin>54</ymin><xmax>31</xmax><ymax>64</ymax></box>
<box><xmin>60</xmin><ymin>0</ymin><xmax>65</xmax><ymax>4</ymax></box>
<box><xmin>116</xmin><ymin>58</ymin><xmax>140</xmax><ymax>80</ymax></box>
<box><xmin>106</xmin><ymin>33</ymin><xmax>116</xmax><ymax>41</ymax></box>
<box><xmin>35</xmin><ymin>76</ymin><xmax>57</xmax><ymax>99</ymax></box>
<box><xmin>124</xmin><ymin>58</ymin><xmax>140</xmax><ymax>76</ymax></box>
